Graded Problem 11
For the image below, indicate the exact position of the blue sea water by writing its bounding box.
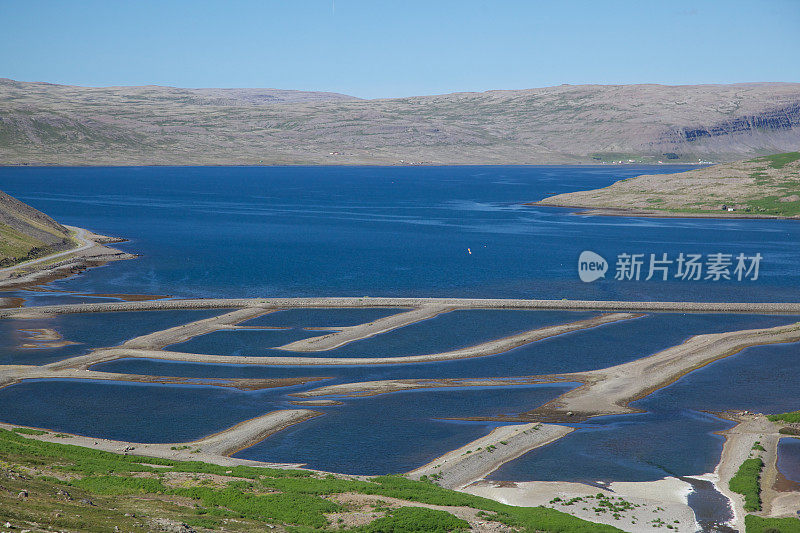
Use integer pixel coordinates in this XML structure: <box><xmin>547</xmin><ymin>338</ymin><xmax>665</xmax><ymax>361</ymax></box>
<box><xmin>234</xmin><ymin>383</ymin><xmax>577</xmax><ymax>474</ymax></box>
<box><xmin>489</xmin><ymin>339</ymin><xmax>800</xmax><ymax>483</ymax></box>
<box><xmin>2</xmin><ymin>165</ymin><xmax>800</xmax><ymax>484</ymax></box>
<box><xmin>0</xmin><ymin>379</ymin><xmax>306</xmax><ymax>442</ymax></box>
<box><xmin>240</xmin><ymin>308</ymin><xmax>407</xmax><ymax>328</ymax></box>
<box><xmin>96</xmin><ymin>313</ymin><xmax>799</xmax><ymax>381</ymax></box>
<box><xmin>0</xmin><ymin>309</ymin><xmax>227</xmax><ymax>366</ymax></box>
<box><xmin>165</xmin><ymin>327</ymin><xmax>335</xmax><ymax>356</ymax></box>
<box><xmin>1</xmin><ymin>165</ymin><xmax>799</xmax><ymax>302</ymax></box>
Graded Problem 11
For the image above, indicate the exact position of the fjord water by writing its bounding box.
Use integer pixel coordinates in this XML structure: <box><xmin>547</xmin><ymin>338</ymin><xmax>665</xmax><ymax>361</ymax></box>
<box><xmin>2</xmin><ymin>165</ymin><xmax>800</xmax><ymax>302</ymax></box>
<box><xmin>2</xmin><ymin>166</ymin><xmax>800</xmax><ymax>486</ymax></box>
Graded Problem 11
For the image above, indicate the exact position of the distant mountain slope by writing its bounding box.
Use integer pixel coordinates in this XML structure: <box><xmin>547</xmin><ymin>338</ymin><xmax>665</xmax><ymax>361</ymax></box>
<box><xmin>535</xmin><ymin>152</ymin><xmax>800</xmax><ymax>218</ymax></box>
<box><xmin>0</xmin><ymin>189</ymin><xmax>72</xmax><ymax>266</ymax></box>
<box><xmin>0</xmin><ymin>79</ymin><xmax>798</xmax><ymax>165</ymax></box>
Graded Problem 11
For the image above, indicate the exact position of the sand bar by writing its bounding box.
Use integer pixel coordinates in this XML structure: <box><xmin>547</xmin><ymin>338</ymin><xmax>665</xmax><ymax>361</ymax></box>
<box><xmin>407</xmin><ymin>423</ymin><xmax>574</xmax><ymax>490</ymax></box>
<box><xmin>527</xmin><ymin>321</ymin><xmax>800</xmax><ymax>420</ymax></box>
<box><xmin>276</xmin><ymin>305</ymin><xmax>451</xmax><ymax>351</ymax></box>
<box><xmin>64</xmin><ymin>312</ymin><xmax>635</xmax><ymax>368</ymax></box>
<box><xmin>0</xmin><ymin>365</ymin><xmax>328</xmax><ymax>392</ymax></box>
<box><xmin>189</xmin><ymin>409</ymin><xmax>323</xmax><ymax>456</ymax></box>
<box><xmin>4</xmin><ymin>297</ymin><xmax>800</xmax><ymax>319</ymax></box>
<box><xmin>0</xmin><ymin>415</ymin><xmax>311</xmax><ymax>468</ymax></box>
<box><xmin>293</xmin><ymin>320</ymin><xmax>800</xmax><ymax>423</ymax></box>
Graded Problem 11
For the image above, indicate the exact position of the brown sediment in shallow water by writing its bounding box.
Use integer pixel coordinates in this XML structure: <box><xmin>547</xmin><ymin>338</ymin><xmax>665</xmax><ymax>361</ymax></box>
<box><xmin>0</xmin><ymin>368</ymin><xmax>330</xmax><ymax>392</ymax></box>
<box><xmin>0</xmin><ymin>298</ymin><xmax>24</xmax><ymax>309</ymax></box>
<box><xmin>289</xmin><ymin>399</ymin><xmax>344</xmax><ymax>406</ymax></box>
<box><xmin>18</xmin><ymin>328</ymin><xmax>79</xmax><ymax>349</ymax></box>
<box><xmin>73</xmin><ymin>293</ymin><xmax>172</xmax><ymax>302</ymax></box>
<box><xmin>291</xmin><ymin>376</ymin><xmax>578</xmax><ymax>399</ymax></box>
<box><xmin>773</xmin><ymin>471</ymin><xmax>800</xmax><ymax>492</ymax></box>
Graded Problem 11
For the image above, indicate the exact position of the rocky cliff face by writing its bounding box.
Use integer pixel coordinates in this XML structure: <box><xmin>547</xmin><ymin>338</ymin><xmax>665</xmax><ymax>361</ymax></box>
<box><xmin>681</xmin><ymin>101</ymin><xmax>800</xmax><ymax>141</ymax></box>
<box><xmin>1</xmin><ymin>80</ymin><xmax>799</xmax><ymax>165</ymax></box>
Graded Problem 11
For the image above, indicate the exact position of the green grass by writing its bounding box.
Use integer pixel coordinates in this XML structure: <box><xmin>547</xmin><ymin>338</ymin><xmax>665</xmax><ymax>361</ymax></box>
<box><xmin>751</xmin><ymin>152</ymin><xmax>800</xmax><ymax>170</ymax></box>
<box><xmin>768</xmin><ymin>410</ymin><xmax>800</xmax><ymax>423</ymax></box>
<box><xmin>745</xmin><ymin>515</ymin><xmax>800</xmax><ymax>533</ymax></box>
<box><xmin>745</xmin><ymin>195</ymin><xmax>800</xmax><ymax>217</ymax></box>
<box><xmin>0</xmin><ymin>224</ymin><xmax>45</xmax><ymax>263</ymax></box>
<box><xmin>0</xmin><ymin>428</ymin><xmax>621</xmax><ymax>532</ymax></box>
<box><xmin>729</xmin><ymin>457</ymin><xmax>764</xmax><ymax>512</ymax></box>
<box><xmin>11</xmin><ymin>427</ymin><xmax>48</xmax><ymax>435</ymax></box>
<box><xmin>355</xmin><ymin>507</ymin><xmax>469</xmax><ymax>532</ymax></box>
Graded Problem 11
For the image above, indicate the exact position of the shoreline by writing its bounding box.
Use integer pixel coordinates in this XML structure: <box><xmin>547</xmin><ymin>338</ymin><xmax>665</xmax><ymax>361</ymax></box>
<box><xmin>526</xmin><ymin>202</ymin><xmax>799</xmax><ymax>220</ymax></box>
<box><xmin>0</xmin><ymin>225</ymin><xmax>136</xmax><ymax>290</ymax></box>
<box><xmin>0</xmin><ymin>417</ymin><xmax>312</xmax><ymax>469</ymax></box>
<box><xmin>464</xmin><ymin>477</ymin><xmax>699</xmax><ymax>533</ymax></box>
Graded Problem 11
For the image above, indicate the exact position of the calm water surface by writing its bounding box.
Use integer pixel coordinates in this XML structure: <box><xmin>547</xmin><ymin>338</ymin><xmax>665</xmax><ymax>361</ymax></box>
<box><xmin>1</xmin><ymin>166</ymin><xmax>799</xmax><ymax>485</ymax></box>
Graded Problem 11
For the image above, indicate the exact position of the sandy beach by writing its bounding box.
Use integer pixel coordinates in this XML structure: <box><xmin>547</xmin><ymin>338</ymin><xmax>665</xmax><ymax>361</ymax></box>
<box><xmin>465</xmin><ymin>478</ymin><xmax>698</xmax><ymax>533</ymax></box>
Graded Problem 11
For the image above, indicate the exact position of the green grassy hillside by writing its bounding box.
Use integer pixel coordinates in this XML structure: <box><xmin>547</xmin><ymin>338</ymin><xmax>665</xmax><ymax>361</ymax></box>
<box><xmin>0</xmin><ymin>189</ymin><xmax>73</xmax><ymax>267</ymax></box>
<box><xmin>0</xmin><ymin>428</ymin><xmax>621</xmax><ymax>532</ymax></box>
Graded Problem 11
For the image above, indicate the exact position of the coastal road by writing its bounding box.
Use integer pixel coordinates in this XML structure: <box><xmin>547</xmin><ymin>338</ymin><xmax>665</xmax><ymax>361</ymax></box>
<box><xmin>0</xmin><ymin>225</ymin><xmax>93</xmax><ymax>275</ymax></box>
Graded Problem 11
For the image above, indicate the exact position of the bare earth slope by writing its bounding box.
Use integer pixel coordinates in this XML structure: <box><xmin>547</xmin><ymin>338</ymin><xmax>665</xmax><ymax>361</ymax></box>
<box><xmin>1</xmin><ymin>79</ymin><xmax>799</xmax><ymax>165</ymax></box>
<box><xmin>535</xmin><ymin>152</ymin><xmax>800</xmax><ymax>218</ymax></box>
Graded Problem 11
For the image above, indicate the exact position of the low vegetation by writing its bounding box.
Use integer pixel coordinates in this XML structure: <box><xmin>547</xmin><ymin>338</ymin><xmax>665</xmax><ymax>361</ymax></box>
<box><xmin>754</xmin><ymin>152</ymin><xmax>800</xmax><ymax>170</ymax></box>
<box><xmin>767</xmin><ymin>410</ymin><xmax>800</xmax><ymax>423</ymax></box>
<box><xmin>729</xmin><ymin>457</ymin><xmax>764</xmax><ymax>512</ymax></box>
<box><xmin>745</xmin><ymin>515</ymin><xmax>800</xmax><ymax>533</ymax></box>
<box><xmin>536</xmin><ymin>151</ymin><xmax>800</xmax><ymax>218</ymax></box>
<box><xmin>0</xmin><ymin>428</ymin><xmax>622</xmax><ymax>532</ymax></box>
<box><xmin>356</xmin><ymin>507</ymin><xmax>470</xmax><ymax>532</ymax></box>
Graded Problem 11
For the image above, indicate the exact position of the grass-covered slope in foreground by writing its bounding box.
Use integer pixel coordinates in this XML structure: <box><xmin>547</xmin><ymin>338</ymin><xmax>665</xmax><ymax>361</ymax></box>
<box><xmin>0</xmin><ymin>428</ymin><xmax>620</xmax><ymax>532</ymax></box>
<box><xmin>535</xmin><ymin>152</ymin><xmax>800</xmax><ymax>218</ymax></box>
<box><xmin>0</xmin><ymin>189</ymin><xmax>74</xmax><ymax>267</ymax></box>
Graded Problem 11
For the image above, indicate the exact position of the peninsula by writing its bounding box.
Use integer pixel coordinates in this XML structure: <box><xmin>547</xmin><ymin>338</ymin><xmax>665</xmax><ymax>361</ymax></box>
<box><xmin>534</xmin><ymin>152</ymin><xmax>800</xmax><ymax>218</ymax></box>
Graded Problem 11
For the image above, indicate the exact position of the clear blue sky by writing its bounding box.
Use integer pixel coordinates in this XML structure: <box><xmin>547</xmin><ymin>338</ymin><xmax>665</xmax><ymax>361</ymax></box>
<box><xmin>1</xmin><ymin>0</ymin><xmax>799</xmax><ymax>98</ymax></box>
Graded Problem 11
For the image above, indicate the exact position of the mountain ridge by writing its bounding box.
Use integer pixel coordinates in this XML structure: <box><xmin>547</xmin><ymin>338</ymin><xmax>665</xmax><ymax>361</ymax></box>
<box><xmin>1</xmin><ymin>79</ymin><xmax>799</xmax><ymax>166</ymax></box>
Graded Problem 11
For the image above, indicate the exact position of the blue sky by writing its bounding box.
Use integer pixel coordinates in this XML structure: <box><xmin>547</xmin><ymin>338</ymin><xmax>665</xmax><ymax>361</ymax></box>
<box><xmin>1</xmin><ymin>0</ymin><xmax>798</xmax><ymax>98</ymax></box>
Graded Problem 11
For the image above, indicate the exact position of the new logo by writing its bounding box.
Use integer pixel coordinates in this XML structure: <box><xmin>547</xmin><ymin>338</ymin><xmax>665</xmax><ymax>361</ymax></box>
<box><xmin>578</xmin><ymin>251</ymin><xmax>608</xmax><ymax>282</ymax></box>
